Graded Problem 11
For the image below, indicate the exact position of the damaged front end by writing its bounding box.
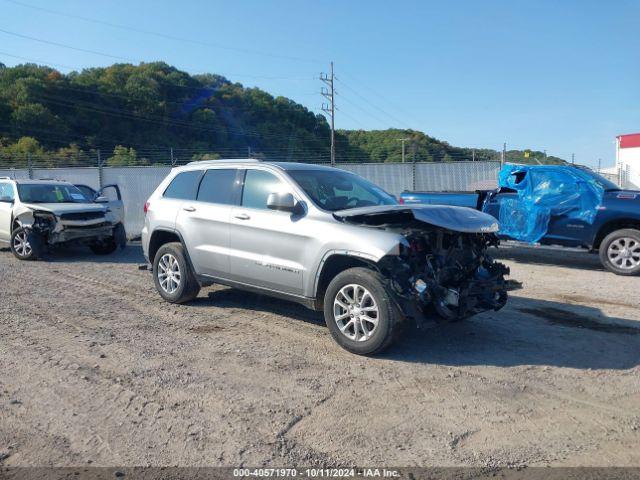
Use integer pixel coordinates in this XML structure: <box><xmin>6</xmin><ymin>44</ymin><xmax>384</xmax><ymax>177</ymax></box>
<box><xmin>16</xmin><ymin>207</ymin><xmax>120</xmax><ymax>247</ymax></box>
<box><xmin>335</xmin><ymin>205</ymin><xmax>521</xmax><ymax>326</ymax></box>
<box><xmin>381</xmin><ymin>229</ymin><xmax>516</xmax><ymax>325</ymax></box>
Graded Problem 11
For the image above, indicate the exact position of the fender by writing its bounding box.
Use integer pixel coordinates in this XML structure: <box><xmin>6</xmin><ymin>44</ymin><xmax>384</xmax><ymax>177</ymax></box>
<box><xmin>312</xmin><ymin>249</ymin><xmax>385</xmax><ymax>298</ymax></box>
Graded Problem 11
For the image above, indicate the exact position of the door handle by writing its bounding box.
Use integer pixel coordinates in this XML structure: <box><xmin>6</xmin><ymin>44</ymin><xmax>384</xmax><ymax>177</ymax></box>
<box><xmin>234</xmin><ymin>213</ymin><xmax>250</xmax><ymax>220</ymax></box>
<box><xmin>183</xmin><ymin>206</ymin><xmax>196</xmax><ymax>212</ymax></box>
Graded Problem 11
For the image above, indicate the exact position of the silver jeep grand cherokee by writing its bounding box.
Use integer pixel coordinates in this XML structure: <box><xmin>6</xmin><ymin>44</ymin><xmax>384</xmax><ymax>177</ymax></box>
<box><xmin>142</xmin><ymin>160</ymin><xmax>517</xmax><ymax>355</ymax></box>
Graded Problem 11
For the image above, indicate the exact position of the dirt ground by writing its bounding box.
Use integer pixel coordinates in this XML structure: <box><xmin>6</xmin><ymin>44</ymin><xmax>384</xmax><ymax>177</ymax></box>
<box><xmin>0</xmin><ymin>242</ymin><xmax>639</xmax><ymax>468</ymax></box>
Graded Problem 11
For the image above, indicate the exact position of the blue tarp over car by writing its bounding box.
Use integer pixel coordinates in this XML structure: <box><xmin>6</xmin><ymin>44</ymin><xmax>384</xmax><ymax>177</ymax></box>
<box><xmin>496</xmin><ymin>164</ymin><xmax>605</xmax><ymax>243</ymax></box>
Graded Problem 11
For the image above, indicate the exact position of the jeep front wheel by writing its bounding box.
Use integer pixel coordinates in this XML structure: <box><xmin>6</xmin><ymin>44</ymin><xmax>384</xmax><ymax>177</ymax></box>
<box><xmin>323</xmin><ymin>267</ymin><xmax>401</xmax><ymax>355</ymax></box>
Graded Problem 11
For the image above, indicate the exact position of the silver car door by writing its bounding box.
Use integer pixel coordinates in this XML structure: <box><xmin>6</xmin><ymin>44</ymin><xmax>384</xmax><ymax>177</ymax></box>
<box><xmin>228</xmin><ymin>168</ymin><xmax>310</xmax><ymax>296</ymax></box>
<box><xmin>176</xmin><ymin>168</ymin><xmax>238</xmax><ymax>278</ymax></box>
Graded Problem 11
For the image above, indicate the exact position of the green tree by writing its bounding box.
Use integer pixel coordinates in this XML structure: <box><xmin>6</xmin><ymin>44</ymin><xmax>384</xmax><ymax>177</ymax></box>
<box><xmin>107</xmin><ymin>145</ymin><xmax>146</xmax><ymax>166</ymax></box>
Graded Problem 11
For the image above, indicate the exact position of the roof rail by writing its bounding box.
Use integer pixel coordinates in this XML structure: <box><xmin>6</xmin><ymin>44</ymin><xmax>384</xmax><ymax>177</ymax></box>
<box><xmin>0</xmin><ymin>176</ymin><xmax>11</xmax><ymax>180</ymax></box>
<box><xmin>186</xmin><ymin>158</ymin><xmax>262</xmax><ymax>166</ymax></box>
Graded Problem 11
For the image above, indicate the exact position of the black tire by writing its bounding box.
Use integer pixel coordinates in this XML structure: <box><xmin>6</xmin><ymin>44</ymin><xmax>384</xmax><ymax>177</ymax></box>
<box><xmin>90</xmin><ymin>240</ymin><xmax>117</xmax><ymax>255</ymax></box>
<box><xmin>113</xmin><ymin>223</ymin><xmax>127</xmax><ymax>249</ymax></box>
<box><xmin>152</xmin><ymin>242</ymin><xmax>200</xmax><ymax>303</ymax></box>
<box><xmin>10</xmin><ymin>226</ymin><xmax>43</xmax><ymax>261</ymax></box>
<box><xmin>599</xmin><ymin>228</ymin><xmax>640</xmax><ymax>276</ymax></box>
<box><xmin>323</xmin><ymin>267</ymin><xmax>402</xmax><ymax>355</ymax></box>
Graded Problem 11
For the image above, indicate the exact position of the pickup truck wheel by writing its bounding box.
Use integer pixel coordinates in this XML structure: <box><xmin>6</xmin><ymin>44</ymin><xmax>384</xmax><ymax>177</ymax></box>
<box><xmin>324</xmin><ymin>267</ymin><xmax>401</xmax><ymax>355</ymax></box>
<box><xmin>599</xmin><ymin>229</ymin><xmax>640</xmax><ymax>276</ymax></box>
<box><xmin>10</xmin><ymin>226</ymin><xmax>42</xmax><ymax>261</ymax></box>
<box><xmin>153</xmin><ymin>242</ymin><xmax>200</xmax><ymax>303</ymax></box>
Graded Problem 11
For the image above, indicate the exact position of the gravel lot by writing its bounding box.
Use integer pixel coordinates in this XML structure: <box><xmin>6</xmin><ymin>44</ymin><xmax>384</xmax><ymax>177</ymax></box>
<box><xmin>1</xmin><ymin>243</ymin><xmax>639</xmax><ymax>467</ymax></box>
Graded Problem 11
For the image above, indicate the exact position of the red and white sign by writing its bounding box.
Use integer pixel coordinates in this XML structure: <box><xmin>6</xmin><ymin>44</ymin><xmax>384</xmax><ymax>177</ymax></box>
<box><xmin>618</xmin><ymin>133</ymin><xmax>640</xmax><ymax>149</ymax></box>
<box><xmin>616</xmin><ymin>133</ymin><xmax>640</xmax><ymax>188</ymax></box>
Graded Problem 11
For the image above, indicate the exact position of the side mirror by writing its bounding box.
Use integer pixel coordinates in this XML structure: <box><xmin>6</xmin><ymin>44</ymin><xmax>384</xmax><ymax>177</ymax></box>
<box><xmin>0</xmin><ymin>196</ymin><xmax>14</xmax><ymax>204</ymax></box>
<box><xmin>95</xmin><ymin>196</ymin><xmax>109</xmax><ymax>203</ymax></box>
<box><xmin>267</xmin><ymin>192</ymin><xmax>298</xmax><ymax>213</ymax></box>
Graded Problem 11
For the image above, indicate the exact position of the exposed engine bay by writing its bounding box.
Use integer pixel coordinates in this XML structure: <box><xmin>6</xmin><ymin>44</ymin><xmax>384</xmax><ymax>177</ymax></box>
<box><xmin>382</xmin><ymin>228</ymin><xmax>516</xmax><ymax>324</ymax></box>
<box><xmin>334</xmin><ymin>204</ymin><xmax>521</xmax><ymax>325</ymax></box>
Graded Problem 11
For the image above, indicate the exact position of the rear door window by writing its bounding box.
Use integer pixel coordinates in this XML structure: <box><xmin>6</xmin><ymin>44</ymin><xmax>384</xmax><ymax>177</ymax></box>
<box><xmin>197</xmin><ymin>169</ymin><xmax>238</xmax><ymax>205</ymax></box>
<box><xmin>163</xmin><ymin>170</ymin><xmax>202</xmax><ymax>200</ymax></box>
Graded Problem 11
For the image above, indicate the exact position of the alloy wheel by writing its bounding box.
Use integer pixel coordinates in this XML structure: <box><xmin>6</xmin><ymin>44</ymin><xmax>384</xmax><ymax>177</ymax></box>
<box><xmin>333</xmin><ymin>283</ymin><xmax>379</xmax><ymax>342</ymax></box>
<box><xmin>13</xmin><ymin>231</ymin><xmax>32</xmax><ymax>258</ymax></box>
<box><xmin>157</xmin><ymin>253</ymin><xmax>181</xmax><ymax>294</ymax></box>
<box><xmin>607</xmin><ymin>237</ymin><xmax>640</xmax><ymax>270</ymax></box>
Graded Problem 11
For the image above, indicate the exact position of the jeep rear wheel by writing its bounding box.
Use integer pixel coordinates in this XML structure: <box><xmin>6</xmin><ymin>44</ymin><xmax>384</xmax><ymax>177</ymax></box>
<box><xmin>323</xmin><ymin>267</ymin><xmax>401</xmax><ymax>355</ymax></box>
<box><xmin>599</xmin><ymin>229</ymin><xmax>640</xmax><ymax>276</ymax></box>
<box><xmin>152</xmin><ymin>242</ymin><xmax>200</xmax><ymax>303</ymax></box>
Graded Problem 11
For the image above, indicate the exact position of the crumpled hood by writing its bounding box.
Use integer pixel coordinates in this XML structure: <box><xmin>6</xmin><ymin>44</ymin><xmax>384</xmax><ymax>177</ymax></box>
<box><xmin>333</xmin><ymin>204</ymin><xmax>499</xmax><ymax>233</ymax></box>
<box><xmin>21</xmin><ymin>203</ymin><xmax>107</xmax><ymax>215</ymax></box>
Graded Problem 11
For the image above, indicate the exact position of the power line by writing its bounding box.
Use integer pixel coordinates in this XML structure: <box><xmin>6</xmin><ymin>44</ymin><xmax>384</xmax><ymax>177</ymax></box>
<box><xmin>338</xmin><ymin>70</ymin><xmax>420</xmax><ymax>128</ymax></box>
<box><xmin>334</xmin><ymin>76</ymin><xmax>411</xmax><ymax>129</ymax></box>
<box><xmin>0</xmin><ymin>28</ymin><xmax>137</xmax><ymax>62</ymax></box>
<box><xmin>0</xmin><ymin>33</ymin><xmax>316</xmax><ymax>82</ymax></box>
<box><xmin>2</xmin><ymin>0</ymin><xmax>323</xmax><ymax>64</ymax></box>
<box><xmin>334</xmin><ymin>106</ymin><xmax>368</xmax><ymax>130</ymax></box>
<box><xmin>27</xmin><ymin>90</ymin><xmax>327</xmax><ymax>144</ymax></box>
<box><xmin>335</xmin><ymin>91</ymin><xmax>390</xmax><ymax>127</ymax></box>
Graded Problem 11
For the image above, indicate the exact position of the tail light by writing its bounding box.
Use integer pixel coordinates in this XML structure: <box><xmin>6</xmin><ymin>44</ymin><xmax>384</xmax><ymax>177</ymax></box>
<box><xmin>144</xmin><ymin>201</ymin><xmax>150</xmax><ymax>214</ymax></box>
<box><xmin>398</xmin><ymin>197</ymin><xmax>405</xmax><ymax>204</ymax></box>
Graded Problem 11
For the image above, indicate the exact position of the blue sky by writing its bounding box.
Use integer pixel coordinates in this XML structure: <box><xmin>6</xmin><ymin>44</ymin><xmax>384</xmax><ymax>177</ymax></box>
<box><xmin>1</xmin><ymin>0</ymin><xmax>638</xmax><ymax>167</ymax></box>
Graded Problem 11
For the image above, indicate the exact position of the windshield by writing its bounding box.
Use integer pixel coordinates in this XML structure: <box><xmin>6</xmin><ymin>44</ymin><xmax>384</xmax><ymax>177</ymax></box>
<box><xmin>288</xmin><ymin>169</ymin><xmax>397</xmax><ymax>211</ymax></box>
<box><xmin>17</xmin><ymin>183</ymin><xmax>90</xmax><ymax>204</ymax></box>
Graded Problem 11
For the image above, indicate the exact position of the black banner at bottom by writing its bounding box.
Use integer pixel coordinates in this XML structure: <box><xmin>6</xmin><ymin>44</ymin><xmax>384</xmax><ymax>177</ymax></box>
<box><xmin>2</xmin><ymin>467</ymin><xmax>640</xmax><ymax>480</ymax></box>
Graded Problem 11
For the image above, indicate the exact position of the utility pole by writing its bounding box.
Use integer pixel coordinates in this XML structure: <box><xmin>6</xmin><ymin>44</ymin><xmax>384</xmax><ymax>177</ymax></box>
<box><xmin>472</xmin><ymin>149</ymin><xmax>476</xmax><ymax>162</ymax></box>
<box><xmin>97</xmin><ymin>149</ymin><xmax>103</xmax><ymax>188</ymax></box>
<box><xmin>571</xmin><ymin>153</ymin><xmax>575</xmax><ymax>164</ymax></box>
<box><xmin>411</xmin><ymin>141</ymin><xmax>417</xmax><ymax>191</ymax></box>
<box><xmin>397</xmin><ymin>138</ymin><xmax>411</xmax><ymax>163</ymax></box>
<box><xmin>247</xmin><ymin>146</ymin><xmax>252</xmax><ymax>158</ymax></box>
<box><xmin>597</xmin><ymin>158</ymin><xmax>601</xmax><ymax>173</ymax></box>
<box><xmin>321</xmin><ymin>62</ymin><xmax>335</xmax><ymax>166</ymax></box>
<box><xmin>501</xmin><ymin>142</ymin><xmax>506</xmax><ymax>166</ymax></box>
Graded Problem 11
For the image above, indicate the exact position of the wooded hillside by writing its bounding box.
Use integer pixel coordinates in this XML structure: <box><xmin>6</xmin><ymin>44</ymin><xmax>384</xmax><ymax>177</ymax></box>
<box><xmin>0</xmin><ymin>62</ymin><xmax>565</xmax><ymax>166</ymax></box>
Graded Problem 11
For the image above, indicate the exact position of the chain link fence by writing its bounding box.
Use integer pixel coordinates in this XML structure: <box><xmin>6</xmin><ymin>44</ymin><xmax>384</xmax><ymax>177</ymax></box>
<box><xmin>0</xmin><ymin>159</ymin><xmax>502</xmax><ymax>238</ymax></box>
<box><xmin>1</xmin><ymin>155</ymin><xmax>630</xmax><ymax>238</ymax></box>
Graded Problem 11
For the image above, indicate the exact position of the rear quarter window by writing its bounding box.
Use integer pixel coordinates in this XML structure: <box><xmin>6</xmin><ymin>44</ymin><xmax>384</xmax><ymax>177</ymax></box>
<box><xmin>163</xmin><ymin>170</ymin><xmax>202</xmax><ymax>200</ymax></box>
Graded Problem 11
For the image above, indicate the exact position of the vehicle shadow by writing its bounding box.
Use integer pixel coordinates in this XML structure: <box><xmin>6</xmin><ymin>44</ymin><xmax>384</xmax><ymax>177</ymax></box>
<box><xmin>382</xmin><ymin>295</ymin><xmax>640</xmax><ymax>370</ymax></box>
<box><xmin>196</xmin><ymin>288</ymin><xmax>640</xmax><ymax>370</ymax></box>
<box><xmin>194</xmin><ymin>287</ymin><xmax>325</xmax><ymax>327</ymax></box>
<box><xmin>43</xmin><ymin>243</ymin><xmax>145</xmax><ymax>265</ymax></box>
<box><xmin>492</xmin><ymin>244</ymin><xmax>605</xmax><ymax>272</ymax></box>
